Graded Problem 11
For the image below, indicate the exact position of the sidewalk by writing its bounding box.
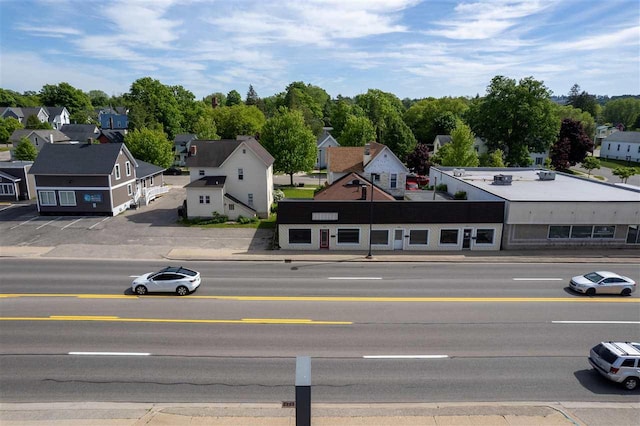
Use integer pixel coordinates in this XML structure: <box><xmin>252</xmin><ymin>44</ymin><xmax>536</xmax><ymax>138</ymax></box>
<box><xmin>2</xmin><ymin>401</ymin><xmax>639</xmax><ymax>425</ymax></box>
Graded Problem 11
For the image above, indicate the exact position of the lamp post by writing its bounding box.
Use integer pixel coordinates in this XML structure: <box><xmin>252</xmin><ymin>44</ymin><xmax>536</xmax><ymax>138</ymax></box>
<box><xmin>366</xmin><ymin>181</ymin><xmax>373</xmax><ymax>259</ymax></box>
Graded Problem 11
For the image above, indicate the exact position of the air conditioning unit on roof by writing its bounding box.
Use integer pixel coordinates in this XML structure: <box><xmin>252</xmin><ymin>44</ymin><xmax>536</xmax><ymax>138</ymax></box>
<box><xmin>492</xmin><ymin>174</ymin><xmax>512</xmax><ymax>185</ymax></box>
<box><xmin>537</xmin><ymin>171</ymin><xmax>556</xmax><ymax>181</ymax></box>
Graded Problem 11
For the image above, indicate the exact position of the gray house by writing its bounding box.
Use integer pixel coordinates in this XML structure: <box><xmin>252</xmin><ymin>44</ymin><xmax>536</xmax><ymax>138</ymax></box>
<box><xmin>0</xmin><ymin>161</ymin><xmax>34</xmax><ymax>201</ymax></box>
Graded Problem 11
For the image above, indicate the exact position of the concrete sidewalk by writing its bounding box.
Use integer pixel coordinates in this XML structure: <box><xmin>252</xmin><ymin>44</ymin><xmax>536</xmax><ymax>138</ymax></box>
<box><xmin>2</xmin><ymin>401</ymin><xmax>639</xmax><ymax>426</ymax></box>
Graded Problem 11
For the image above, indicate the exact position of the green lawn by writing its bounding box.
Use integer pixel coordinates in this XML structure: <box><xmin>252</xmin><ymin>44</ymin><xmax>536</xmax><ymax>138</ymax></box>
<box><xmin>0</xmin><ymin>147</ymin><xmax>10</xmax><ymax>152</ymax></box>
<box><xmin>596</xmin><ymin>157</ymin><xmax>640</xmax><ymax>169</ymax></box>
<box><xmin>281</xmin><ymin>187</ymin><xmax>317</xmax><ymax>199</ymax></box>
<box><xmin>179</xmin><ymin>215</ymin><xmax>276</xmax><ymax>229</ymax></box>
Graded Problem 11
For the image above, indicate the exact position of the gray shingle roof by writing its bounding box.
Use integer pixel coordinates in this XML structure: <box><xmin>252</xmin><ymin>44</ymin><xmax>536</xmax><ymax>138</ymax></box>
<box><xmin>604</xmin><ymin>131</ymin><xmax>640</xmax><ymax>143</ymax></box>
<box><xmin>184</xmin><ymin>176</ymin><xmax>227</xmax><ymax>188</ymax></box>
<box><xmin>29</xmin><ymin>142</ymin><xmax>129</xmax><ymax>175</ymax></box>
<box><xmin>100</xmin><ymin>129</ymin><xmax>126</xmax><ymax>143</ymax></box>
<box><xmin>9</xmin><ymin>129</ymin><xmax>70</xmax><ymax>143</ymax></box>
<box><xmin>60</xmin><ymin>124</ymin><xmax>100</xmax><ymax>142</ymax></box>
<box><xmin>185</xmin><ymin>138</ymin><xmax>274</xmax><ymax>168</ymax></box>
<box><xmin>136</xmin><ymin>159</ymin><xmax>165</xmax><ymax>178</ymax></box>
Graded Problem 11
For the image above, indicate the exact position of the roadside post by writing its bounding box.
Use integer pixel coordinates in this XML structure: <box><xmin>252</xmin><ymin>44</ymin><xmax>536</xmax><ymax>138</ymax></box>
<box><xmin>295</xmin><ymin>356</ymin><xmax>311</xmax><ymax>426</ymax></box>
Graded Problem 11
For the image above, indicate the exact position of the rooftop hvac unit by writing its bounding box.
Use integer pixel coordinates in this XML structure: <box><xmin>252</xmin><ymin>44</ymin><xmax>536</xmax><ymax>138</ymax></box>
<box><xmin>453</xmin><ymin>168</ymin><xmax>465</xmax><ymax>177</ymax></box>
<box><xmin>537</xmin><ymin>171</ymin><xmax>556</xmax><ymax>181</ymax></box>
<box><xmin>492</xmin><ymin>174</ymin><xmax>512</xmax><ymax>185</ymax></box>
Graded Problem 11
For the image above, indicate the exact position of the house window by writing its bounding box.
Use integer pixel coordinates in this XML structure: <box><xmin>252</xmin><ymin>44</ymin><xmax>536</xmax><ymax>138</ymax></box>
<box><xmin>312</xmin><ymin>212</ymin><xmax>338</xmax><ymax>221</ymax></box>
<box><xmin>58</xmin><ymin>191</ymin><xmax>76</xmax><ymax>206</ymax></box>
<box><xmin>371</xmin><ymin>173</ymin><xmax>380</xmax><ymax>182</ymax></box>
<box><xmin>592</xmin><ymin>225</ymin><xmax>615</xmax><ymax>239</ymax></box>
<box><xmin>390</xmin><ymin>174</ymin><xmax>397</xmax><ymax>189</ymax></box>
<box><xmin>242</xmin><ymin>149</ymin><xmax>246</xmax><ymax>154</ymax></box>
<box><xmin>199</xmin><ymin>195</ymin><xmax>210</xmax><ymax>204</ymax></box>
<box><xmin>440</xmin><ymin>229</ymin><xmax>459</xmax><ymax>244</ymax></box>
<box><xmin>548</xmin><ymin>225</ymin><xmax>570</xmax><ymax>239</ymax></box>
<box><xmin>199</xmin><ymin>170</ymin><xmax>205</xmax><ymax>176</ymax></box>
<box><xmin>229</xmin><ymin>204</ymin><xmax>235</xmax><ymax>211</ymax></box>
<box><xmin>409</xmin><ymin>229</ymin><xmax>428</xmax><ymax>245</ymax></box>
<box><xmin>607</xmin><ymin>143</ymin><xmax>610</xmax><ymax>150</ymax></box>
<box><xmin>115</xmin><ymin>164</ymin><xmax>121</xmax><ymax>180</ymax></box>
<box><xmin>337</xmin><ymin>228</ymin><xmax>360</xmax><ymax>244</ymax></box>
<box><xmin>0</xmin><ymin>184</ymin><xmax>15</xmax><ymax>195</ymax></box>
<box><xmin>127</xmin><ymin>184</ymin><xmax>132</xmax><ymax>195</ymax></box>
<box><xmin>371</xmin><ymin>230</ymin><xmax>389</xmax><ymax>245</ymax></box>
<box><xmin>535</xmin><ymin>157</ymin><xmax>543</xmax><ymax>165</ymax></box>
<box><xmin>150</xmin><ymin>176</ymin><xmax>154</xmax><ymax>186</ymax></box>
<box><xmin>238</xmin><ymin>168</ymin><xmax>244</xmax><ymax>180</ymax></box>
<box><xmin>289</xmin><ymin>229</ymin><xmax>312</xmax><ymax>244</ymax></box>
<box><xmin>248</xmin><ymin>193</ymin><xmax>253</xmax><ymax>207</ymax></box>
<box><xmin>626</xmin><ymin>225</ymin><xmax>640</xmax><ymax>244</ymax></box>
<box><xmin>617</xmin><ymin>144</ymin><xmax>620</xmax><ymax>151</ymax></box>
<box><xmin>571</xmin><ymin>225</ymin><xmax>593</xmax><ymax>239</ymax></box>
<box><xmin>39</xmin><ymin>191</ymin><xmax>56</xmax><ymax>206</ymax></box>
<box><xmin>628</xmin><ymin>145</ymin><xmax>631</xmax><ymax>152</ymax></box>
<box><xmin>125</xmin><ymin>161</ymin><xmax>131</xmax><ymax>176</ymax></box>
<box><xmin>476</xmin><ymin>229</ymin><xmax>495</xmax><ymax>244</ymax></box>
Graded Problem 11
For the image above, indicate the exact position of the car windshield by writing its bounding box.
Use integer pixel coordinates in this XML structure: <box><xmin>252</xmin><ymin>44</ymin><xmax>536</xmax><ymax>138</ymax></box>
<box><xmin>584</xmin><ymin>272</ymin><xmax>604</xmax><ymax>283</ymax></box>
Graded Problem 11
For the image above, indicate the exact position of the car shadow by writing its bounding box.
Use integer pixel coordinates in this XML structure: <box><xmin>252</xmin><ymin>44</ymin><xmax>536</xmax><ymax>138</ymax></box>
<box><xmin>574</xmin><ymin>369</ymin><xmax>637</xmax><ymax>395</ymax></box>
<box><xmin>562</xmin><ymin>287</ymin><xmax>632</xmax><ymax>298</ymax></box>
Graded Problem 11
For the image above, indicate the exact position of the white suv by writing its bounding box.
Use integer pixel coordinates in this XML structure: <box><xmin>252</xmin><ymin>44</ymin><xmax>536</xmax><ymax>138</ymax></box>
<box><xmin>589</xmin><ymin>342</ymin><xmax>640</xmax><ymax>390</ymax></box>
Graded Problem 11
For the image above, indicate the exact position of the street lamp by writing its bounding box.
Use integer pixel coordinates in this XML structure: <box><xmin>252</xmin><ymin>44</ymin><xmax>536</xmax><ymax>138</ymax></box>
<box><xmin>366</xmin><ymin>181</ymin><xmax>373</xmax><ymax>259</ymax></box>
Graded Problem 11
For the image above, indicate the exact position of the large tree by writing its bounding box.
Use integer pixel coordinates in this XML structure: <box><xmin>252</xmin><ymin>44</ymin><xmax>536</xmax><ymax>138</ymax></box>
<box><xmin>88</xmin><ymin>90</ymin><xmax>110</xmax><ymax>108</ymax></box>
<box><xmin>467</xmin><ymin>76</ymin><xmax>558</xmax><ymax>166</ymax></box>
<box><xmin>25</xmin><ymin>114</ymin><xmax>52</xmax><ymax>129</ymax></box>
<box><xmin>13</xmin><ymin>137</ymin><xmax>37</xmax><ymax>161</ymax></box>
<box><xmin>338</xmin><ymin>115</ymin><xmax>376</xmax><ymax>147</ymax></box>
<box><xmin>0</xmin><ymin>117</ymin><xmax>23</xmax><ymax>144</ymax></box>
<box><xmin>225</xmin><ymin>90</ymin><xmax>242</xmax><ymax>106</ymax></box>
<box><xmin>124</xmin><ymin>128</ymin><xmax>173</xmax><ymax>168</ymax></box>
<box><xmin>210</xmin><ymin>104</ymin><xmax>265</xmax><ymax>139</ymax></box>
<box><xmin>603</xmin><ymin>98</ymin><xmax>640</xmax><ymax>129</ymax></box>
<box><xmin>245</xmin><ymin>85</ymin><xmax>259</xmax><ymax>106</ymax></box>
<box><xmin>284</xmin><ymin>81</ymin><xmax>331</xmax><ymax>135</ymax></box>
<box><xmin>404</xmin><ymin>97</ymin><xmax>469</xmax><ymax>144</ymax></box>
<box><xmin>39</xmin><ymin>82</ymin><xmax>93</xmax><ymax>123</ymax></box>
<box><xmin>124</xmin><ymin>77</ymin><xmax>183</xmax><ymax>140</ymax></box>
<box><xmin>566</xmin><ymin>84</ymin><xmax>599</xmax><ymax>119</ymax></box>
<box><xmin>433</xmin><ymin>123</ymin><xmax>479</xmax><ymax>167</ymax></box>
<box><xmin>260</xmin><ymin>108</ymin><xmax>316</xmax><ymax>186</ymax></box>
<box><xmin>406</xmin><ymin>143</ymin><xmax>431</xmax><ymax>175</ymax></box>
<box><xmin>553</xmin><ymin>104</ymin><xmax>596</xmax><ymax>142</ymax></box>
<box><xmin>550</xmin><ymin>119</ymin><xmax>594</xmax><ymax>170</ymax></box>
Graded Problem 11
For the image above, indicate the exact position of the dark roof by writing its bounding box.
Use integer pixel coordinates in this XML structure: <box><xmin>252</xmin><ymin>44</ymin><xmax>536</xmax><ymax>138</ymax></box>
<box><xmin>136</xmin><ymin>160</ymin><xmax>165</xmax><ymax>178</ymax></box>
<box><xmin>29</xmin><ymin>142</ymin><xmax>129</xmax><ymax>175</ymax></box>
<box><xmin>46</xmin><ymin>107</ymin><xmax>66</xmax><ymax>119</ymax></box>
<box><xmin>9</xmin><ymin>129</ymin><xmax>70</xmax><ymax>143</ymax></box>
<box><xmin>97</xmin><ymin>107</ymin><xmax>128</xmax><ymax>115</ymax></box>
<box><xmin>60</xmin><ymin>124</ymin><xmax>100</xmax><ymax>142</ymax></box>
<box><xmin>314</xmin><ymin>172</ymin><xmax>395</xmax><ymax>201</ymax></box>
<box><xmin>604</xmin><ymin>131</ymin><xmax>640</xmax><ymax>143</ymax></box>
<box><xmin>174</xmin><ymin>134</ymin><xmax>197</xmax><ymax>145</ymax></box>
<box><xmin>185</xmin><ymin>138</ymin><xmax>274</xmax><ymax>168</ymax></box>
<box><xmin>184</xmin><ymin>176</ymin><xmax>227</xmax><ymax>188</ymax></box>
<box><xmin>435</xmin><ymin>135</ymin><xmax>452</xmax><ymax>145</ymax></box>
<box><xmin>0</xmin><ymin>161</ymin><xmax>33</xmax><ymax>169</ymax></box>
<box><xmin>100</xmin><ymin>129</ymin><xmax>126</xmax><ymax>143</ymax></box>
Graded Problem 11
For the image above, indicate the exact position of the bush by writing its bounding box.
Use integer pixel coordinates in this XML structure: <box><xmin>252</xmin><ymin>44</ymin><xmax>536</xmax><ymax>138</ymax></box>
<box><xmin>435</xmin><ymin>183</ymin><xmax>448</xmax><ymax>192</ymax></box>
<box><xmin>273</xmin><ymin>189</ymin><xmax>285</xmax><ymax>202</ymax></box>
<box><xmin>454</xmin><ymin>191</ymin><xmax>467</xmax><ymax>200</ymax></box>
<box><xmin>237</xmin><ymin>215</ymin><xmax>258</xmax><ymax>224</ymax></box>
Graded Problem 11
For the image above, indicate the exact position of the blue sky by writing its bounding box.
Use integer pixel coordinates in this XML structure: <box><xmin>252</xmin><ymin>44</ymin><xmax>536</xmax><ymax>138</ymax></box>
<box><xmin>1</xmin><ymin>0</ymin><xmax>638</xmax><ymax>100</ymax></box>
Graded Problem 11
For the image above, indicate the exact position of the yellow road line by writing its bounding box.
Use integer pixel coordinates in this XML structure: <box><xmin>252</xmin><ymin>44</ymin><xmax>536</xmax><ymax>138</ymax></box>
<box><xmin>0</xmin><ymin>316</ymin><xmax>351</xmax><ymax>325</ymax></box>
<box><xmin>0</xmin><ymin>294</ymin><xmax>638</xmax><ymax>303</ymax></box>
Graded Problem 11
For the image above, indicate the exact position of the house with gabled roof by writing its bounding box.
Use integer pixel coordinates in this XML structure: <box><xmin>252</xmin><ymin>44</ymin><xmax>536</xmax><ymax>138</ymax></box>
<box><xmin>98</xmin><ymin>129</ymin><xmax>127</xmax><ymax>144</ymax></box>
<box><xmin>0</xmin><ymin>161</ymin><xmax>34</xmax><ymax>201</ymax></box>
<box><xmin>600</xmin><ymin>131</ymin><xmax>640</xmax><ymax>162</ymax></box>
<box><xmin>97</xmin><ymin>107</ymin><xmax>128</xmax><ymax>130</ymax></box>
<box><xmin>0</xmin><ymin>106</ymin><xmax>70</xmax><ymax>130</ymax></box>
<box><xmin>9</xmin><ymin>129</ymin><xmax>70</xmax><ymax>158</ymax></box>
<box><xmin>60</xmin><ymin>124</ymin><xmax>100</xmax><ymax>143</ymax></box>
<box><xmin>326</xmin><ymin>142</ymin><xmax>409</xmax><ymax>198</ymax></box>
<box><xmin>316</xmin><ymin>127</ymin><xmax>339</xmax><ymax>169</ymax></box>
<box><xmin>314</xmin><ymin>172</ymin><xmax>395</xmax><ymax>201</ymax></box>
<box><xmin>28</xmin><ymin>142</ymin><xmax>160</xmax><ymax>216</ymax></box>
<box><xmin>184</xmin><ymin>137</ymin><xmax>274</xmax><ymax>219</ymax></box>
<box><xmin>173</xmin><ymin>133</ymin><xmax>197</xmax><ymax>166</ymax></box>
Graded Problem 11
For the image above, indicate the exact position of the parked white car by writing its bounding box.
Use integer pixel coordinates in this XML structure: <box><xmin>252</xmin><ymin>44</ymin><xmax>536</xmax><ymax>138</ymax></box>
<box><xmin>569</xmin><ymin>271</ymin><xmax>636</xmax><ymax>296</ymax></box>
<box><xmin>132</xmin><ymin>266</ymin><xmax>201</xmax><ymax>296</ymax></box>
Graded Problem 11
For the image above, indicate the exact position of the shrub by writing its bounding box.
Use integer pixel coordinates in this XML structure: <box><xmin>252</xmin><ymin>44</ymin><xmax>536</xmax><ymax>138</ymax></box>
<box><xmin>236</xmin><ymin>215</ymin><xmax>258</xmax><ymax>224</ymax></box>
<box><xmin>435</xmin><ymin>183</ymin><xmax>448</xmax><ymax>192</ymax></box>
<box><xmin>454</xmin><ymin>191</ymin><xmax>467</xmax><ymax>200</ymax></box>
<box><xmin>273</xmin><ymin>189</ymin><xmax>285</xmax><ymax>202</ymax></box>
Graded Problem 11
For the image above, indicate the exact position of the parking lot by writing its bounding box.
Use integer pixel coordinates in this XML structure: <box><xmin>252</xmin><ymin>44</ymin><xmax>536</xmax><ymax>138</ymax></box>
<box><xmin>0</xmin><ymin>176</ymin><xmax>273</xmax><ymax>257</ymax></box>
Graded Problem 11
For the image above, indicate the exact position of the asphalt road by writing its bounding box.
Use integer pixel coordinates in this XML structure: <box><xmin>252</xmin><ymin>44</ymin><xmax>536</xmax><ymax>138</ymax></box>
<box><xmin>1</xmin><ymin>259</ymin><xmax>639</xmax><ymax>403</ymax></box>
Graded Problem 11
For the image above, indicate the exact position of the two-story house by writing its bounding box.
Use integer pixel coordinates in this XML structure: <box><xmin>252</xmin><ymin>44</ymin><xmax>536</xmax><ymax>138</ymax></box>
<box><xmin>326</xmin><ymin>142</ymin><xmax>409</xmax><ymax>199</ymax></box>
<box><xmin>0</xmin><ymin>107</ymin><xmax>70</xmax><ymax>130</ymax></box>
<box><xmin>173</xmin><ymin>134</ymin><xmax>198</xmax><ymax>166</ymax></box>
<box><xmin>184</xmin><ymin>138</ymin><xmax>274</xmax><ymax>219</ymax></box>
<box><xmin>97</xmin><ymin>107</ymin><xmax>129</xmax><ymax>129</ymax></box>
<box><xmin>9</xmin><ymin>129</ymin><xmax>70</xmax><ymax>158</ymax></box>
<box><xmin>316</xmin><ymin>128</ymin><xmax>339</xmax><ymax>170</ymax></box>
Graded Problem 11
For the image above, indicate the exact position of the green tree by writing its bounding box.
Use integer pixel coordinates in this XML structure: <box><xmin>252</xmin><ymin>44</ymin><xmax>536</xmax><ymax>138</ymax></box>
<box><xmin>246</xmin><ymin>85</ymin><xmax>259</xmax><ymax>106</ymax></box>
<box><xmin>553</xmin><ymin>104</ymin><xmax>596</xmax><ymax>142</ymax></box>
<box><xmin>435</xmin><ymin>123</ymin><xmax>479</xmax><ymax>167</ymax></box>
<box><xmin>382</xmin><ymin>114</ymin><xmax>417</xmax><ymax>160</ymax></box>
<box><xmin>39</xmin><ymin>82</ymin><xmax>93</xmax><ymax>123</ymax></box>
<box><xmin>124</xmin><ymin>77</ymin><xmax>183</xmax><ymax>140</ymax></box>
<box><xmin>260</xmin><ymin>108</ymin><xmax>316</xmax><ymax>186</ymax></box>
<box><xmin>566</xmin><ymin>84</ymin><xmax>599</xmax><ymax>119</ymax></box>
<box><xmin>124</xmin><ymin>128</ymin><xmax>173</xmax><ymax>168</ymax></box>
<box><xmin>603</xmin><ymin>98</ymin><xmax>640</xmax><ymax>129</ymax></box>
<box><xmin>404</xmin><ymin>97</ymin><xmax>469</xmax><ymax>144</ymax></box>
<box><xmin>338</xmin><ymin>115</ymin><xmax>376</xmax><ymax>147</ymax></box>
<box><xmin>210</xmin><ymin>104</ymin><xmax>265</xmax><ymax>139</ymax></box>
<box><xmin>467</xmin><ymin>76</ymin><xmax>558</xmax><ymax>166</ymax></box>
<box><xmin>192</xmin><ymin>114</ymin><xmax>219</xmax><ymax>140</ymax></box>
<box><xmin>225</xmin><ymin>90</ymin><xmax>242</xmax><ymax>106</ymax></box>
<box><xmin>284</xmin><ymin>81</ymin><xmax>331</xmax><ymax>135</ymax></box>
<box><xmin>611</xmin><ymin>167</ymin><xmax>638</xmax><ymax>183</ymax></box>
<box><xmin>13</xmin><ymin>137</ymin><xmax>37</xmax><ymax>161</ymax></box>
<box><xmin>88</xmin><ymin>90</ymin><xmax>110</xmax><ymax>108</ymax></box>
<box><xmin>25</xmin><ymin>114</ymin><xmax>52</xmax><ymax>129</ymax></box>
<box><xmin>203</xmin><ymin>92</ymin><xmax>226</xmax><ymax>108</ymax></box>
<box><xmin>479</xmin><ymin>149</ymin><xmax>506</xmax><ymax>167</ymax></box>
<box><xmin>581</xmin><ymin>156</ymin><xmax>601</xmax><ymax>178</ymax></box>
<box><xmin>0</xmin><ymin>117</ymin><xmax>23</xmax><ymax>144</ymax></box>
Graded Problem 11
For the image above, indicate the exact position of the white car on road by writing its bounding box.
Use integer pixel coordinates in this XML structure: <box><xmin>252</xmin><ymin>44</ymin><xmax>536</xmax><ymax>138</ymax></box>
<box><xmin>132</xmin><ymin>266</ymin><xmax>201</xmax><ymax>296</ymax></box>
<box><xmin>569</xmin><ymin>271</ymin><xmax>636</xmax><ymax>296</ymax></box>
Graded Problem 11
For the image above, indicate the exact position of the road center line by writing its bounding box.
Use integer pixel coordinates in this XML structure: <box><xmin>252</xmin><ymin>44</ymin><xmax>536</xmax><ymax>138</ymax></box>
<box><xmin>69</xmin><ymin>352</ymin><xmax>150</xmax><ymax>356</ymax></box>
<box><xmin>363</xmin><ymin>355</ymin><xmax>449</xmax><ymax>359</ymax></box>
<box><xmin>513</xmin><ymin>278</ymin><xmax>563</xmax><ymax>281</ymax></box>
<box><xmin>552</xmin><ymin>320</ymin><xmax>640</xmax><ymax>324</ymax></box>
<box><xmin>61</xmin><ymin>218</ymin><xmax>84</xmax><ymax>230</ymax></box>
<box><xmin>328</xmin><ymin>277</ymin><xmax>382</xmax><ymax>280</ymax></box>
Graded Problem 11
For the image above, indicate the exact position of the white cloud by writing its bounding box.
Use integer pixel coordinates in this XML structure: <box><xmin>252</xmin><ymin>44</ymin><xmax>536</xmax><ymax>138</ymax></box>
<box><xmin>548</xmin><ymin>26</ymin><xmax>639</xmax><ymax>51</ymax></box>
<box><xmin>13</xmin><ymin>25</ymin><xmax>82</xmax><ymax>38</ymax></box>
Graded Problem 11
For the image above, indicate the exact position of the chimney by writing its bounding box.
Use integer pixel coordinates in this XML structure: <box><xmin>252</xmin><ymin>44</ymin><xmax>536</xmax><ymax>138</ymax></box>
<box><xmin>360</xmin><ymin>185</ymin><xmax>367</xmax><ymax>200</ymax></box>
<box><xmin>87</xmin><ymin>137</ymin><xmax>93</xmax><ymax>145</ymax></box>
<box><xmin>212</xmin><ymin>96</ymin><xmax>219</xmax><ymax>108</ymax></box>
<box><xmin>189</xmin><ymin>145</ymin><xmax>197</xmax><ymax>156</ymax></box>
<box><xmin>49</xmin><ymin>134</ymin><xmax>54</xmax><ymax>144</ymax></box>
<box><xmin>363</xmin><ymin>143</ymin><xmax>372</xmax><ymax>164</ymax></box>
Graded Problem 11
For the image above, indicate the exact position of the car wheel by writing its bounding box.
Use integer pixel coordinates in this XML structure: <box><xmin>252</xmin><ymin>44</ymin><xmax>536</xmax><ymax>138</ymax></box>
<box><xmin>135</xmin><ymin>285</ymin><xmax>148</xmax><ymax>295</ymax></box>
<box><xmin>623</xmin><ymin>376</ymin><xmax>638</xmax><ymax>391</ymax></box>
<box><xmin>621</xmin><ymin>288</ymin><xmax>632</xmax><ymax>296</ymax></box>
<box><xmin>585</xmin><ymin>288</ymin><xmax>596</xmax><ymax>296</ymax></box>
<box><xmin>176</xmin><ymin>286</ymin><xmax>189</xmax><ymax>296</ymax></box>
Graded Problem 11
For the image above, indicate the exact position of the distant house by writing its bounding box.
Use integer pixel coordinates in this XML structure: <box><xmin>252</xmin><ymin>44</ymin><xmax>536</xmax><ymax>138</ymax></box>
<box><xmin>0</xmin><ymin>106</ymin><xmax>70</xmax><ymax>130</ymax></box>
<box><xmin>60</xmin><ymin>124</ymin><xmax>100</xmax><ymax>143</ymax></box>
<box><xmin>600</xmin><ymin>131</ymin><xmax>640</xmax><ymax>163</ymax></box>
<box><xmin>314</xmin><ymin>172</ymin><xmax>395</xmax><ymax>201</ymax></box>
<box><xmin>595</xmin><ymin>125</ymin><xmax>618</xmax><ymax>147</ymax></box>
<box><xmin>46</xmin><ymin>107</ymin><xmax>71</xmax><ymax>130</ymax></box>
<box><xmin>326</xmin><ymin>142</ymin><xmax>409</xmax><ymax>198</ymax></box>
<box><xmin>184</xmin><ymin>138</ymin><xmax>274</xmax><ymax>219</ymax></box>
<box><xmin>173</xmin><ymin>133</ymin><xmax>198</xmax><ymax>166</ymax></box>
<box><xmin>98</xmin><ymin>129</ymin><xmax>127</xmax><ymax>144</ymax></box>
<box><xmin>316</xmin><ymin>128</ymin><xmax>339</xmax><ymax>169</ymax></box>
<box><xmin>28</xmin><ymin>142</ymin><xmax>165</xmax><ymax>216</ymax></box>
<box><xmin>97</xmin><ymin>107</ymin><xmax>128</xmax><ymax>130</ymax></box>
<box><xmin>9</xmin><ymin>129</ymin><xmax>70</xmax><ymax>159</ymax></box>
<box><xmin>432</xmin><ymin>134</ymin><xmax>548</xmax><ymax>166</ymax></box>
<box><xmin>0</xmin><ymin>161</ymin><xmax>34</xmax><ymax>201</ymax></box>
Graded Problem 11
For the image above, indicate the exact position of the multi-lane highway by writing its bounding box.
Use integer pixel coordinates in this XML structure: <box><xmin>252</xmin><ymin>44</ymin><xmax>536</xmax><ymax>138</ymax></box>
<box><xmin>1</xmin><ymin>258</ymin><xmax>639</xmax><ymax>403</ymax></box>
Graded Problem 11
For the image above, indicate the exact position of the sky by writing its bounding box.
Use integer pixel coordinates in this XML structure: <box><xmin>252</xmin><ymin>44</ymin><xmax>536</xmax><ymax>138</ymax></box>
<box><xmin>0</xmin><ymin>0</ymin><xmax>638</xmax><ymax>101</ymax></box>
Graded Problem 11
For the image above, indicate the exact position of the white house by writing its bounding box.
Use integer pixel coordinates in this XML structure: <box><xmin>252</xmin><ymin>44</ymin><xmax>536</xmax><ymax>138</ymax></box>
<box><xmin>599</xmin><ymin>131</ymin><xmax>640</xmax><ymax>163</ymax></box>
<box><xmin>316</xmin><ymin>128</ymin><xmax>339</xmax><ymax>169</ymax></box>
<box><xmin>184</xmin><ymin>138</ymin><xmax>275</xmax><ymax>219</ymax></box>
<box><xmin>327</xmin><ymin>142</ymin><xmax>409</xmax><ymax>198</ymax></box>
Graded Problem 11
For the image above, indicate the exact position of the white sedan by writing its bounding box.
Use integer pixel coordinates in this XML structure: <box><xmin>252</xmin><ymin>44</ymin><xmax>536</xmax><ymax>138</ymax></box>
<box><xmin>569</xmin><ymin>271</ymin><xmax>636</xmax><ymax>296</ymax></box>
<box><xmin>132</xmin><ymin>266</ymin><xmax>201</xmax><ymax>296</ymax></box>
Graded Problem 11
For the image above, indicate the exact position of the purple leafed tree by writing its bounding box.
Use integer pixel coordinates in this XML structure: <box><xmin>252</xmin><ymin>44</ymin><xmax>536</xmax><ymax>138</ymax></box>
<box><xmin>406</xmin><ymin>143</ymin><xmax>432</xmax><ymax>175</ymax></box>
<box><xmin>550</xmin><ymin>119</ymin><xmax>594</xmax><ymax>171</ymax></box>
